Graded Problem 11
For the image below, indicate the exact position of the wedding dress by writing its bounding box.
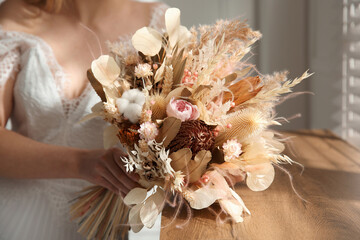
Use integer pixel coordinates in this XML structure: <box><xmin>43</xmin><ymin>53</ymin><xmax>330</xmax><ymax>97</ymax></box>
<box><xmin>0</xmin><ymin>2</ymin><xmax>167</xmax><ymax>239</ymax></box>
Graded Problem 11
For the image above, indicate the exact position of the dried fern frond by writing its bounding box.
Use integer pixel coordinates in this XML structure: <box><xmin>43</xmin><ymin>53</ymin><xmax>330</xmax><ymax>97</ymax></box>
<box><xmin>244</xmin><ymin>70</ymin><xmax>312</xmax><ymax>105</ymax></box>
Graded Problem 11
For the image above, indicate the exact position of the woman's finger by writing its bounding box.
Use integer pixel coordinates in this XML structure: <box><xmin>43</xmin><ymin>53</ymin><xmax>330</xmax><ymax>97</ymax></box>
<box><xmin>98</xmin><ymin>176</ymin><xmax>119</xmax><ymax>194</ymax></box>
<box><xmin>99</xmin><ymin>165</ymin><xmax>131</xmax><ymax>194</ymax></box>
<box><xmin>104</xmin><ymin>156</ymin><xmax>139</xmax><ymax>190</ymax></box>
<box><xmin>112</xmin><ymin>151</ymin><xmax>140</xmax><ymax>183</ymax></box>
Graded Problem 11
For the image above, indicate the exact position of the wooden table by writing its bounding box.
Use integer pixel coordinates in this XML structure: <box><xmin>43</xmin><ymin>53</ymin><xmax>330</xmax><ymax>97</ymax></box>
<box><xmin>160</xmin><ymin>130</ymin><xmax>360</xmax><ymax>240</ymax></box>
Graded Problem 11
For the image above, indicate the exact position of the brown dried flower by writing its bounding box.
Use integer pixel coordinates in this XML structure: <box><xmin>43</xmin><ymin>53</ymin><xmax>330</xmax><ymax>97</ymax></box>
<box><xmin>168</xmin><ymin>120</ymin><xmax>216</xmax><ymax>157</ymax></box>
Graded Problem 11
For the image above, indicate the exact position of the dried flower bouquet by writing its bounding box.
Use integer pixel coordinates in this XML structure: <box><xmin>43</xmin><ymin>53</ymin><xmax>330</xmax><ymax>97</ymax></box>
<box><xmin>70</xmin><ymin>8</ymin><xmax>311</xmax><ymax>240</ymax></box>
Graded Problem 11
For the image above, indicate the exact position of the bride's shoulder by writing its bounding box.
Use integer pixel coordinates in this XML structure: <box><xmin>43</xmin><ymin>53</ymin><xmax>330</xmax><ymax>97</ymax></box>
<box><xmin>0</xmin><ymin>0</ymin><xmax>42</xmax><ymax>35</ymax></box>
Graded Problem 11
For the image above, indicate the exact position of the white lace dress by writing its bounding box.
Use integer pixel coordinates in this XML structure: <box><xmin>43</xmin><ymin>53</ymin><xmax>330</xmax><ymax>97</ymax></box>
<box><xmin>0</xmin><ymin>2</ymin><xmax>167</xmax><ymax>240</ymax></box>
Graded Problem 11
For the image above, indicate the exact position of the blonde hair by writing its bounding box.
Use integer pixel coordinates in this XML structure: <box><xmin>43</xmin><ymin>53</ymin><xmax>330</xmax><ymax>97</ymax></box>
<box><xmin>24</xmin><ymin>0</ymin><xmax>64</xmax><ymax>13</ymax></box>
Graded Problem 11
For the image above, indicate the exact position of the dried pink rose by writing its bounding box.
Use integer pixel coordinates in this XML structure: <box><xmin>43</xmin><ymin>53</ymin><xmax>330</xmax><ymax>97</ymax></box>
<box><xmin>166</xmin><ymin>98</ymin><xmax>200</xmax><ymax>121</ymax></box>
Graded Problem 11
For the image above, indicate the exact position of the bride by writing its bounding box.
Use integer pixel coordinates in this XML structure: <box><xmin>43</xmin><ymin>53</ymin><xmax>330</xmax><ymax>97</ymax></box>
<box><xmin>0</xmin><ymin>0</ymin><xmax>167</xmax><ymax>239</ymax></box>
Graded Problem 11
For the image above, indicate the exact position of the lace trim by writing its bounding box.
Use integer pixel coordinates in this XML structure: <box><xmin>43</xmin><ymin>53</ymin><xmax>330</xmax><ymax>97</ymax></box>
<box><xmin>0</xmin><ymin>26</ymin><xmax>92</xmax><ymax>118</ymax></box>
<box><xmin>0</xmin><ymin>46</ymin><xmax>20</xmax><ymax>88</ymax></box>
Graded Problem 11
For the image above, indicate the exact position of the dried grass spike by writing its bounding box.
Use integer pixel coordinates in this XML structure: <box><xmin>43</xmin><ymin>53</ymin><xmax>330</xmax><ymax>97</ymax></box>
<box><xmin>215</xmin><ymin>108</ymin><xmax>268</xmax><ymax>147</ymax></box>
<box><xmin>161</xmin><ymin>65</ymin><xmax>174</xmax><ymax>96</ymax></box>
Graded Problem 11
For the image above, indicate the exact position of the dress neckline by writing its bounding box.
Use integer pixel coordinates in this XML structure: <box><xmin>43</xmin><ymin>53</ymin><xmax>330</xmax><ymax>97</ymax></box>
<box><xmin>0</xmin><ymin>2</ymin><xmax>168</xmax><ymax>118</ymax></box>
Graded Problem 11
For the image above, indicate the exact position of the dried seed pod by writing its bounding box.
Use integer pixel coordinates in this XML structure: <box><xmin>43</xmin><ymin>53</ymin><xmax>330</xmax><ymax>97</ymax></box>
<box><xmin>168</xmin><ymin>120</ymin><xmax>215</xmax><ymax>158</ymax></box>
<box><xmin>214</xmin><ymin>108</ymin><xmax>267</xmax><ymax>147</ymax></box>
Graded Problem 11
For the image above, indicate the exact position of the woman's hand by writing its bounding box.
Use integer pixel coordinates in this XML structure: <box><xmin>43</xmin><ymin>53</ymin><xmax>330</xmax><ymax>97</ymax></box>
<box><xmin>78</xmin><ymin>148</ymin><xmax>140</xmax><ymax>197</ymax></box>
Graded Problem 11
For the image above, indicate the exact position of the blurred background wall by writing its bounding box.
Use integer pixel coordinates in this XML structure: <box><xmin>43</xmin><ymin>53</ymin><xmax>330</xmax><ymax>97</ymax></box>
<box><xmin>154</xmin><ymin>0</ymin><xmax>360</xmax><ymax>147</ymax></box>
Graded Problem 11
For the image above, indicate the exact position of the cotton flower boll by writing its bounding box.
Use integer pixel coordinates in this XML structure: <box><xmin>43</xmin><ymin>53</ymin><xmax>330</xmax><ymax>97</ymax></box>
<box><xmin>116</xmin><ymin>98</ymin><xmax>129</xmax><ymax>114</ymax></box>
<box><xmin>124</xmin><ymin>103</ymin><xmax>143</xmax><ymax>124</ymax></box>
<box><xmin>116</xmin><ymin>89</ymin><xmax>145</xmax><ymax>123</ymax></box>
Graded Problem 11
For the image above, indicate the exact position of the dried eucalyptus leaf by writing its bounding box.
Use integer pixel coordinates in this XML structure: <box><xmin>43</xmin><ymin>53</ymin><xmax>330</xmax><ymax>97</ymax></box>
<box><xmin>129</xmin><ymin>204</ymin><xmax>144</xmax><ymax>233</ymax></box>
<box><xmin>123</xmin><ymin>188</ymin><xmax>148</xmax><ymax>206</ymax></box>
<box><xmin>188</xmin><ymin>188</ymin><xmax>219</xmax><ymax>210</ymax></box>
<box><xmin>132</xmin><ymin>27</ymin><xmax>162</xmax><ymax>56</ymax></box>
<box><xmin>140</xmin><ymin>200</ymin><xmax>159</xmax><ymax>228</ymax></box>
<box><xmin>169</xmin><ymin>148</ymin><xmax>192</xmax><ymax>171</ymax></box>
<box><xmin>91</xmin><ymin>55</ymin><xmax>120</xmax><ymax>87</ymax></box>
<box><xmin>186</xmin><ymin>150</ymin><xmax>212</xmax><ymax>183</ymax></box>
<box><xmin>156</xmin><ymin>117</ymin><xmax>181</xmax><ymax>147</ymax></box>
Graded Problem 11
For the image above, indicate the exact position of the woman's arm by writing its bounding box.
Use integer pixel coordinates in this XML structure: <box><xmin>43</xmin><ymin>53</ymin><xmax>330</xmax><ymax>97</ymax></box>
<box><xmin>0</xmin><ymin>75</ymin><xmax>139</xmax><ymax>196</ymax></box>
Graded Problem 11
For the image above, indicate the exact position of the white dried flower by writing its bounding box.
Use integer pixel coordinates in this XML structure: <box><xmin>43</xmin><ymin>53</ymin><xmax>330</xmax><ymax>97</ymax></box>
<box><xmin>172</xmin><ymin>171</ymin><xmax>185</xmax><ymax>193</ymax></box>
<box><xmin>138</xmin><ymin>122</ymin><xmax>159</xmax><ymax>142</ymax></box>
<box><xmin>103</xmin><ymin>102</ymin><xmax>122</xmax><ymax>120</ymax></box>
<box><xmin>135</xmin><ymin>63</ymin><xmax>153</xmax><ymax>78</ymax></box>
<box><xmin>116</xmin><ymin>89</ymin><xmax>145</xmax><ymax>123</ymax></box>
<box><xmin>222</xmin><ymin>139</ymin><xmax>242</xmax><ymax>162</ymax></box>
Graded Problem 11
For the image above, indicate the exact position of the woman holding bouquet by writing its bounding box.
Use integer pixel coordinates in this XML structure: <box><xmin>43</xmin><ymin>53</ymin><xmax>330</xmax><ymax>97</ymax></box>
<box><xmin>0</xmin><ymin>0</ymin><xmax>167</xmax><ymax>239</ymax></box>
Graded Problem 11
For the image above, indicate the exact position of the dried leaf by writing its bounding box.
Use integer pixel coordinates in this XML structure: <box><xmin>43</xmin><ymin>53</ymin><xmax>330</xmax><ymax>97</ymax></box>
<box><xmin>165</xmin><ymin>87</ymin><xmax>192</xmax><ymax>102</ymax></box>
<box><xmin>156</xmin><ymin>117</ymin><xmax>182</xmax><ymax>147</ymax></box>
<box><xmin>223</xmin><ymin>76</ymin><xmax>262</xmax><ymax>105</ymax></box>
<box><xmin>103</xmin><ymin>125</ymin><xmax>119</xmax><ymax>149</ymax></box>
<box><xmin>91</xmin><ymin>102</ymin><xmax>103</xmax><ymax>113</ymax></box>
<box><xmin>103</xmin><ymin>86</ymin><xmax>120</xmax><ymax>105</ymax></box>
<box><xmin>171</xmin><ymin>48</ymin><xmax>187</xmax><ymax>88</ymax></box>
<box><xmin>192</xmin><ymin>85</ymin><xmax>212</xmax><ymax>100</ymax></box>
<box><xmin>140</xmin><ymin>188</ymin><xmax>165</xmax><ymax>228</ymax></box>
<box><xmin>188</xmin><ymin>188</ymin><xmax>220</xmax><ymax>210</ymax></box>
<box><xmin>140</xmin><ymin>200</ymin><xmax>159</xmax><ymax>228</ymax></box>
<box><xmin>91</xmin><ymin>55</ymin><xmax>120</xmax><ymax>87</ymax></box>
<box><xmin>185</xmin><ymin>150</ymin><xmax>212</xmax><ymax>183</ymax></box>
<box><xmin>169</xmin><ymin>148</ymin><xmax>192</xmax><ymax>171</ymax></box>
<box><xmin>123</xmin><ymin>188</ymin><xmax>148</xmax><ymax>206</ymax></box>
<box><xmin>235</xmin><ymin>67</ymin><xmax>252</xmax><ymax>79</ymax></box>
<box><xmin>87</xmin><ymin>69</ymin><xmax>106</xmax><ymax>102</ymax></box>
<box><xmin>132</xmin><ymin>27</ymin><xmax>162</xmax><ymax>56</ymax></box>
<box><xmin>246</xmin><ymin>163</ymin><xmax>275</xmax><ymax>191</ymax></box>
<box><xmin>154</xmin><ymin>61</ymin><xmax>166</xmax><ymax>84</ymax></box>
<box><xmin>165</xmin><ymin>8</ymin><xmax>181</xmax><ymax>48</ymax></box>
<box><xmin>224</xmin><ymin>72</ymin><xmax>237</xmax><ymax>84</ymax></box>
<box><xmin>177</xmin><ymin>25</ymin><xmax>191</xmax><ymax>49</ymax></box>
<box><xmin>129</xmin><ymin>204</ymin><xmax>144</xmax><ymax>233</ymax></box>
